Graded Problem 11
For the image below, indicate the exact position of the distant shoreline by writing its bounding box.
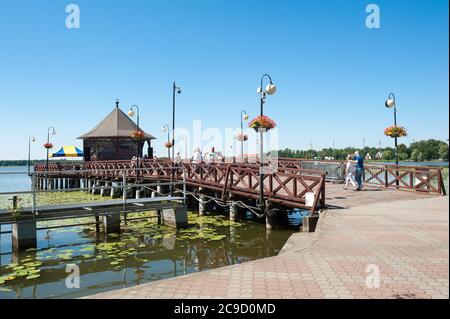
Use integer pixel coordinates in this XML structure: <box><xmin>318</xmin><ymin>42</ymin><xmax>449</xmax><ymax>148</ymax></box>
<box><xmin>0</xmin><ymin>160</ymin><xmax>80</xmax><ymax>167</ymax></box>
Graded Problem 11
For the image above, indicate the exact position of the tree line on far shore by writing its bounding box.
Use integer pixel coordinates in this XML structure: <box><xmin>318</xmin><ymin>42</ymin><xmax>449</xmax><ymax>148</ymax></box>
<box><xmin>278</xmin><ymin>139</ymin><xmax>449</xmax><ymax>162</ymax></box>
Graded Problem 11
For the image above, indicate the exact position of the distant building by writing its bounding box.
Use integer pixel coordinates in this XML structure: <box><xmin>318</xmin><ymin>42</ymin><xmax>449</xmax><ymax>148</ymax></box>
<box><xmin>78</xmin><ymin>100</ymin><xmax>156</xmax><ymax>161</ymax></box>
<box><xmin>365</xmin><ymin>153</ymin><xmax>372</xmax><ymax>160</ymax></box>
<box><xmin>375</xmin><ymin>151</ymin><xmax>383</xmax><ymax>159</ymax></box>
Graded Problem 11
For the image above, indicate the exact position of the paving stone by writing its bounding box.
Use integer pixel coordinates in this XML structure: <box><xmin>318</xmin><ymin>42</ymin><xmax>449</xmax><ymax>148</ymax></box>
<box><xmin>84</xmin><ymin>196</ymin><xmax>449</xmax><ymax>300</ymax></box>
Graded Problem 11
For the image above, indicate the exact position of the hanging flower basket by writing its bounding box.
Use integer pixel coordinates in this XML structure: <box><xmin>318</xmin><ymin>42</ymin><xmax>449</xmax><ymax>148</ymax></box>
<box><xmin>43</xmin><ymin>143</ymin><xmax>53</xmax><ymax>149</ymax></box>
<box><xmin>236</xmin><ymin>133</ymin><xmax>248</xmax><ymax>142</ymax></box>
<box><xmin>131</xmin><ymin>130</ymin><xmax>145</xmax><ymax>139</ymax></box>
<box><xmin>384</xmin><ymin>126</ymin><xmax>407</xmax><ymax>138</ymax></box>
<box><xmin>248</xmin><ymin>115</ymin><xmax>276</xmax><ymax>132</ymax></box>
<box><xmin>165</xmin><ymin>141</ymin><xmax>173</xmax><ymax>148</ymax></box>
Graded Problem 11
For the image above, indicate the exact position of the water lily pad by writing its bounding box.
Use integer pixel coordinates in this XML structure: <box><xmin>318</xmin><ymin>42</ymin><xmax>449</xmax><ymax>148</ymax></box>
<box><xmin>110</xmin><ymin>261</ymin><xmax>119</xmax><ymax>265</ymax></box>
<box><xmin>25</xmin><ymin>274</ymin><xmax>41</xmax><ymax>280</ymax></box>
<box><xmin>28</xmin><ymin>269</ymin><xmax>41</xmax><ymax>274</ymax></box>
<box><xmin>12</xmin><ymin>266</ymin><xmax>25</xmax><ymax>271</ymax></box>
<box><xmin>108</xmin><ymin>233</ymin><xmax>120</xmax><ymax>238</ymax></box>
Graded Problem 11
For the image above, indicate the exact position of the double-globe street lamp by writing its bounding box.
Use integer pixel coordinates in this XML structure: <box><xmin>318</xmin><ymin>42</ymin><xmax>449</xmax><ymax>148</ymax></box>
<box><xmin>257</xmin><ymin>74</ymin><xmax>277</xmax><ymax>214</ymax></box>
<box><xmin>385</xmin><ymin>92</ymin><xmax>399</xmax><ymax>187</ymax></box>
<box><xmin>171</xmin><ymin>82</ymin><xmax>182</xmax><ymax>196</ymax></box>
<box><xmin>127</xmin><ymin>104</ymin><xmax>141</xmax><ymax>154</ymax></box>
<box><xmin>128</xmin><ymin>104</ymin><xmax>141</xmax><ymax>178</ymax></box>
<box><xmin>45</xmin><ymin>127</ymin><xmax>56</xmax><ymax>171</ymax></box>
<box><xmin>240</xmin><ymin>110</ymin><xmax>249</xmax><ymax>158</ymax></box>
<box><xmin>45</xmin><ymin>127</ymin><xmax>56</xmax><ymax>189</ymax></box>
<box><xmin>28</xmin><ymin>135</ymin><xmax>36</xmax><ymax>176</ymax></box>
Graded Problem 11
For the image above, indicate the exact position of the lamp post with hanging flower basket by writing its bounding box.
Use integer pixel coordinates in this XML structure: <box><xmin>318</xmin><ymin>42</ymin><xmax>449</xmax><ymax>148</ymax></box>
<box><xmin>255</xmin><ymin>74</ymin><xmax>277</xmax><ymax>217</ymax></box>
<box><xmin>128</xmin><ymin>104</ymin><xmax>142</xmax><ymax>179</ymax></box>
<box><xmin>237</xmin><ymin>110</ymin><xmax>250</xmax><ymax>158</ymax></box>
<box><xmin>384</xmin><ymin>92</ymin><xmax>405</xmax><ymax>187</ymax></box>
<box><xmin>45</xmin><ymin>127</ymin><xmax>56</xmax><ymax>188</ymax></box>
<box><xmin>163</xmin><ymin>125</ymin><xmax>170</xmax><ymax>158</ymax></box>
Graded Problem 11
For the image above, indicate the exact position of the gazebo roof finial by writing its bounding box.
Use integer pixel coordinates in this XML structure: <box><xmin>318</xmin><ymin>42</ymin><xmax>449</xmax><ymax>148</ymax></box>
<box><xmin>115</xmin><ymin>98</ymin><xmax>120</xmax><ymax>108</ymax></box>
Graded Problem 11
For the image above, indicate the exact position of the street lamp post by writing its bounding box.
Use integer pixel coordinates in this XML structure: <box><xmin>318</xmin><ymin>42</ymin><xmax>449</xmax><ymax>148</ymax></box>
<box><xmin>45</xmin><ymin>127</ymin><xmax>56</xmax><ymax>189</ymax></box>
<box><xmin>28</xmin><ymin>135</ymin><xmax>36</xmax><ymax>176</ymax></box>
<box><xmin>385</xmin><ymin>92</ymin><xmax>399</xmax><ymax>186</ymax></box>
<box><xmin>128</xmin><ymin>104</ymin><xmax>141</xmax><ymax>154</ymax></box>
<box><xmin>240</xmin><ymin>110</ymin><xmax>249</xmax><ymax>158</ymax></box>
<box><xmin>171</xmin><ymin>82</ymin><xmax>182</xmax><ymax>196</ymax></box>
<box><xmin>163</xmin><ymin>125</ymin><xmax>170</xmax><ymax>158</ymax></box>
<box><xmin>46</xmin><ymin>127</ymin><xmax>56</xmax><ymax>171</ymax></box>
<box><xmin>128</xmin><ymin>105</ymin><xmax>141</xmax><ymax>179</ymax></box>
<box><xmin>257</xmin><ymin>74</ymin><xmax>276</xmax><ymax>214</ymax></box>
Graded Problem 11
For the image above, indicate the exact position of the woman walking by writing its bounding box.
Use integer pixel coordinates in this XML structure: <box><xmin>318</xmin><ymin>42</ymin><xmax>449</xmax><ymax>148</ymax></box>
<box><xmin>344</xmin><ymin>154</ymin><xmax>357</xmax><ymax>190</ymax></box>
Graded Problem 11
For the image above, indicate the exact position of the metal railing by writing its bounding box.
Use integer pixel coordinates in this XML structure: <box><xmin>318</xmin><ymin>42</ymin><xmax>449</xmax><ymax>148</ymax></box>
<box><xmin>0</xmin><ymin>167</ymin><xmax>187</xmax><ymax>223</ymax></box>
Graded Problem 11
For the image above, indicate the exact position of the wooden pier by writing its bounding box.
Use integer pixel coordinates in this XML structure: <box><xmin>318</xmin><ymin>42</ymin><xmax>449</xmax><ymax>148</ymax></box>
<box><xmin>1</xmin><ymin>158</ymin><xmax>444</xmax><ymax>253</ymax></box>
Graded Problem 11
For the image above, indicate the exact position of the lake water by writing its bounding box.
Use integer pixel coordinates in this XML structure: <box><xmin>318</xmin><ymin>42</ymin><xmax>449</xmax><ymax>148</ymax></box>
<box><xmin>0</xmin><ymin>166</ymin><xmax>32</xmax><ymax>193</ymax></box>
<box><xmin>0</xmin><ymin>166</ymin><xmax>296</xmax><ymax>299</ymax></box>
<box><xmin>371</xmin><ymin>161</ymin><xmax>449</xmax><ymax>167</ymax></box>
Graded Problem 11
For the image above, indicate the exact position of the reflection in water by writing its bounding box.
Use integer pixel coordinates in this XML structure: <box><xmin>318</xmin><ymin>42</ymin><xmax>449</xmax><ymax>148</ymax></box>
<box><xmin>0</xmin><ymin>212</ymin><xmax>294</xmax><ymax>299</ymax></box>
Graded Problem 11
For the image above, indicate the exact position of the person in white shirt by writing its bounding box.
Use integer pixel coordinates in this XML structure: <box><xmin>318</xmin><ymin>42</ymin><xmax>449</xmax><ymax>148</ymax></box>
<box><xmin>192</xmin><ymin>148</ymin><xmax>202</xmax><ymax>162</ymax></box>
<box><xmin>344</xmin><ymin>154</ymin><xmax>357</xmax><ymax>190</ymax></box>
<box><xmin>205</xmin><ymin>147</ymin><xmax>217</xmax><ymax>162</ymax></box>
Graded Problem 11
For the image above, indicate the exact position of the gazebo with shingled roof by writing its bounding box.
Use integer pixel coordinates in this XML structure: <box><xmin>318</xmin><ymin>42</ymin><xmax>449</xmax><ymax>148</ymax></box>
<box><xmin>78</xmin><ymin>100</ymin><xmax>155</xmax><ymax>161</ymax></box>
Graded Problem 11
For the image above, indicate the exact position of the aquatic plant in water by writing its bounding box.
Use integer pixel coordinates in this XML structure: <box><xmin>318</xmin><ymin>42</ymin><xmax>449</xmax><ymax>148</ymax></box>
<box><xmin>0</xmin><ymin>198</ymin><xmax>244</xmax><ymax>291</ymax></box>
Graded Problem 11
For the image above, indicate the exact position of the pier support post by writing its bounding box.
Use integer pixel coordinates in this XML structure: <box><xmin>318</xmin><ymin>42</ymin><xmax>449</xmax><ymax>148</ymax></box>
<box><xmin>102</xmin><ymin>213</ymin><xmax>121</xmax><ymax>234</ymax></box>
<box><xmin>265</xmin><ymin>204</ymin><xmax>273</xmax><ymax>230</ymax></box>
<box><xmin>161</xmin><ymin>206</ymin><xmax>188</xmax><ymax>228</ymax></box>
<box><xmin>265</xmin><ymin>215</ymin><xmax>272</xmax><ymax>230</ymax></box>
<box><xmin>301</xmin><ymin>214</ymin><xmax>320</xmax><ymax>233</ymax></box>
<box><xmin>92</xmin><ymin>181</ymin><xmax>100</xmax><ymax>195</ymax></box>
<box><xmin>110</xmin><ymin>182</ymin><xmax>117</xmax><ymax>198</ymax></box>
<box><xmin>199</xmin><ymin>194</ymin><xmax>207</xmax><ymax>216</ymax></box>
<box><xmin>100</xmin><ymin>182</ymin><xmax>108</xmax><ymax>197</ymax></box>
<box><xmin>230</xmin><ymin>201</ymin><xmax>238</xmax><ymax>221</ymax></box>
<box><xmin>95</xmin><ymin>215</ymin><xmax>100</xmax><ymax>233</ymax></box>
<box><xmin>135</xmin><ymin>189</ymin><xmax>141</xmax><ymax>199</ymax></box>
<box><xmin>12</xmin><ymin>221</ymin><xmax>37</xmax><ymax>251</ymax></box>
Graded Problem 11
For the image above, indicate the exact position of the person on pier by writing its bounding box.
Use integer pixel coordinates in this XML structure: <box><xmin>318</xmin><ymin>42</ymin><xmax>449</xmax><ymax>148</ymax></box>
<box><xmin>353</xmin><ymin>151</ymin><xmax>364</xmax><ymax>191</ymax></box>
<box><xmin>344</xmin><ymin>154</ymin><xmax>357</xmax><ymax>190</ymax></box>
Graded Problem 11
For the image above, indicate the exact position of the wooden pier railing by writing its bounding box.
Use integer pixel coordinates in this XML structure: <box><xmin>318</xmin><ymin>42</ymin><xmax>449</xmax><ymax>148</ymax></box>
<box><xmin>277</xmin><ymin>158</ymin><xmax>446</xmax><ymax>195</ymax></box>
<box><xmin>35</xmin><ymin>159</ymin><xmax>327</xmax><ymax>213</ymax></box>
<box><xmin>34</xmin><ymin>158</ymin><xmax>446</xmax><ymax>215</ymax></box>
<box><xmin>363</xmin><ymin>164</ymin><xmax>446</xmax><ymax>195</ymax></box>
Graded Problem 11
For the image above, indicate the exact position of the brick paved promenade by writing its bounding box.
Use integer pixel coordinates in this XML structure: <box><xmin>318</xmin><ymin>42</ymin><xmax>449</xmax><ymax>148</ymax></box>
<box><xmin>86</xmin><ymin>195</ymin><xmax>449</xmax><ymax>299</ymax></box>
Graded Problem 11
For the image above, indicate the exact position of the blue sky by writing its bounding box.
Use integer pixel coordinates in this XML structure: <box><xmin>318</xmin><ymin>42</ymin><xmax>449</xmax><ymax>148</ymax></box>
<box><xmin>0</xmin><ymin>0</ymin><xmax>448</xmax><ymax>159</ymax></box>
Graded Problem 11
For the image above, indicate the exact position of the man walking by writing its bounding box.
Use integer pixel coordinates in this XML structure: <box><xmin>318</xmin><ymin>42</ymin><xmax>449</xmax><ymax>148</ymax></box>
<box><xmin>354</xmin><ymin>151</ymin><xmax>364</xmax><ymax>191</ymax></box>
